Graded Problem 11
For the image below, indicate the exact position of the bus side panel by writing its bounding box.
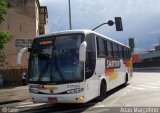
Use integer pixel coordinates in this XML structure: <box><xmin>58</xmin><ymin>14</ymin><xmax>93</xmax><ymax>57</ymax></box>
<box><xmin>84</xmin><ymin>58</ymin><xmax>105</xmax><ymax>101</ymax></box>
<box><xmin>119</xmin><ymin>59</ymin><xmax>127</xmax><ymax>85</ymax></box>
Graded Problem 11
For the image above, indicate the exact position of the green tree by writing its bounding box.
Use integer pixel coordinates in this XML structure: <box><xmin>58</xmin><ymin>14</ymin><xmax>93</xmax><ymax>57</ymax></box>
<box><xmin>0</xmin><ymin>31</ymin><xmax>11</xmax><ymax>49</ymax></box>
<box><xmin>0</xmin><ymin>0</ymin><xmax>11</xmax><ymax>65</ymax></box>
<box><xmin>0</xmin><ymin>0</ymin><xmax>7</xmax><ymax>23</ymax></box>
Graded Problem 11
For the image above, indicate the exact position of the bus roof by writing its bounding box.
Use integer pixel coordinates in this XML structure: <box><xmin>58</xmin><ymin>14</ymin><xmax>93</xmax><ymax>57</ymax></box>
<box><xmin>36</xmin><ymin>29</ymin><xmax>130</xmax><ymax>48</ymax></box>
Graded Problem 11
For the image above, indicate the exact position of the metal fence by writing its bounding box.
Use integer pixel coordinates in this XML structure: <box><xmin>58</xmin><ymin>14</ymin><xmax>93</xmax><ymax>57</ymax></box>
<box><xmin>0</xmin><ymin>66</ymin><xmax>28</xmax><ymax>87</ymax></box>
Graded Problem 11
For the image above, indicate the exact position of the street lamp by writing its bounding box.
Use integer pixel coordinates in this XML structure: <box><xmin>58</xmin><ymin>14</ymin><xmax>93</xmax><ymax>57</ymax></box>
<box><xmin>68</xmin><ymin>0</ymin><xmax>72</xmax><ymax>30</ymax></box>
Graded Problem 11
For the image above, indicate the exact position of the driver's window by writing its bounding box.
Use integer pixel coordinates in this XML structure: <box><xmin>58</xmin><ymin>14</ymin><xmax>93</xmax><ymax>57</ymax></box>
<box><xmin>85</xmin><ymin>34</ymin><xmax>96</xmax><ymax>79</ymax></box>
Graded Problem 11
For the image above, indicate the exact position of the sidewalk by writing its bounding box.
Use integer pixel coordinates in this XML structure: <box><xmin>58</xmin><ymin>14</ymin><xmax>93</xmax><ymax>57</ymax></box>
<box><xmin>0</xmin><ymin>86</ymin><xmax>30</xmax><ymax>105</ymax></box>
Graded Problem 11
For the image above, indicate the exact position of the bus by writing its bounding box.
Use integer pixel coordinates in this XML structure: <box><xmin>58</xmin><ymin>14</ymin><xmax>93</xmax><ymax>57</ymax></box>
<box><xmin>27</xmin><ymin>29</ymin><xmax>132</xmax><ymax>103</ymax></box>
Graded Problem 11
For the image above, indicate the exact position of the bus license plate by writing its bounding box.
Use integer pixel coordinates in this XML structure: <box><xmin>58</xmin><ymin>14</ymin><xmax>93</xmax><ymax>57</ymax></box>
<box><xmin>48</xmin><ymin>97</ymin><xmax>57</xmax><ymax>103</ymax></box>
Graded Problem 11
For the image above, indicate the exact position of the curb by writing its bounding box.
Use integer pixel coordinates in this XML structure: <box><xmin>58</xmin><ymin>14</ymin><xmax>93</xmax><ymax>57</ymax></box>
<box><xmin>0</xmin><ymin>98</ymin><xmax>31</xmax><ymax>105</ymax></box>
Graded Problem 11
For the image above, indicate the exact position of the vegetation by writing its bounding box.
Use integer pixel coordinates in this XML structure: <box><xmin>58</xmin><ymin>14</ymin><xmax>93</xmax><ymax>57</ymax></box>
<box><xmin>0</xmin><ymin>0</ymin><xmax>7</xmax><ymax>23</ymax></box>
<box><xmin>0</xmin><ymin>0</ymin><xmax>11</xmax><ymax>65</ymax></box>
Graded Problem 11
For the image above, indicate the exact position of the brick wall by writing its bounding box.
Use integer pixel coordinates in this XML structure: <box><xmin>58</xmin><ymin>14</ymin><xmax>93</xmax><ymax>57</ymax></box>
<box><xmin>0</xmin><ymin>0</ymin><xmax>38</xmax><ymax>68</ymax></box>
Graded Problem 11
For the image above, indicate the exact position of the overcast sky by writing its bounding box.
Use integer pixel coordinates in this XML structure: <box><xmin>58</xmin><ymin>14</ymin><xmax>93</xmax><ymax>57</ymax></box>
<box><xmin>39</xmin><ymin>0</ymin><xmax>160</xmax><ymax>53</ymax></box>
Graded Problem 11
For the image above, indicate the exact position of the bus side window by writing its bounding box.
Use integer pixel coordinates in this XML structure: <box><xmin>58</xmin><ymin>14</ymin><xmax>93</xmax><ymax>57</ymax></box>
<box><xmin>123</xmin><ymin>47</ymin><xmax>127</xmax><ymax>59</ymax></box>
<box><xmin>122</xmin><ymin>46</ymin><xmax>125</xmax><ymax>59</ymax></box>
<box><xmin>111</xmin><ymin>42</ymin><xmax>114</xmax><ymax>57</ymax></box>
<box><xmin>85</xmin><ymin>34</ymin><xmax>96</xmax><ymax>79</ymax></box>
<box><xmin>116</xmin><ymin>44</ymin><xmax>119</xmax><ymax>58</ymax></box>
<box><xmin>125</xmin><ymin>48</ymin><xmax>128</xmax><ymax>59</ymax></box>
<box><xmin>97</xmin><ymin>37</ymin><xmax>106</xmax><ymax>57</ymax></box>
<box><xmin>104</xmin><ymin>40</ymin><xmax>108</xmax><ymax>56</ymax></box>
<box><xmin>107</xmin><ymin>40</ymin><xmax>112</xmax><ymax>57</ymax></box>
<box><xmin>113</xmin><ymin>43</ymin><xmax>118</xmax><ymax>58</ymax></box>
<box><xmin>118</xmin><ymin>45</ymin><xmax>123</xmax><ymax>58</ymax></box>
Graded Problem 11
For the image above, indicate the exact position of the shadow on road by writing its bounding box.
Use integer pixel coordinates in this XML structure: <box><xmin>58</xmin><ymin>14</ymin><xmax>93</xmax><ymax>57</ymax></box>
<box><xmin>106</xmin><ymin>84</ymin><xmax>128</xmax><ymax>98</ymax></box>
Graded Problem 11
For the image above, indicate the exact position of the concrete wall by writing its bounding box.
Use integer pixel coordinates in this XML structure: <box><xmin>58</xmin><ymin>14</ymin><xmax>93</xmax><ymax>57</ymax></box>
<box><xmin>133</xmin><ymin>67</ymin><xmax>160</xmax><ymax>72</ymax></box>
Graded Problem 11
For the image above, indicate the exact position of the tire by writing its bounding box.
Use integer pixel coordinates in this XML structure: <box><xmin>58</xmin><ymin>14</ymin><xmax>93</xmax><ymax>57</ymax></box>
<box><xmin>96</xmin><ymin>82</ymin><xmax>106</xmax><ymax>102</ymax></box>
<box><xmin>124</xmin><ymin>74</ymin><xmax>128</xmax><ymax>87</ymax></box>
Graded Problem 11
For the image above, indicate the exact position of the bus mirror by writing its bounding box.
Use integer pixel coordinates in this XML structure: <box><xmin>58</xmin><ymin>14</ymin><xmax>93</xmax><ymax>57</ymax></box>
<box><xmin>17</xmin><ymin>47</ymin><xmax>28</xmax><ymax>65</ymax></box>
<box><xmin>79</xmin><ymin>41</ymin><xmax>87</xmax><ymax>62</ymax></box>
<box><xmin>28</xmin><ymin>48</ymin><xmax>32</xmax><ymax>52</ymax></box>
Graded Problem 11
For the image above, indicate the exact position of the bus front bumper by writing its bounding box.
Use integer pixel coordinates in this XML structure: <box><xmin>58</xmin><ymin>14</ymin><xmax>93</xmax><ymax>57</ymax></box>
<box><xmin>30</xmin><ymin>93</ymin><xmax>86</xmax><ymax>104</ymax></box>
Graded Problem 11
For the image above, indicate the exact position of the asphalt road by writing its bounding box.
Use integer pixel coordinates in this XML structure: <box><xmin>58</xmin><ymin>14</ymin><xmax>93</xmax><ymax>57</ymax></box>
<box><xmin>1</xmin><ymin>72</ymin><xmax>160</xmax><ymax>113</ymax></box>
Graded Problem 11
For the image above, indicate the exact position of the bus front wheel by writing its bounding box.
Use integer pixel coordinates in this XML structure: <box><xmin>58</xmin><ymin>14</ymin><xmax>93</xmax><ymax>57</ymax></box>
<box><xmin>96</xmin><ymin>81</ymin><xmax>106</xmax><ymax>101</ymax></box>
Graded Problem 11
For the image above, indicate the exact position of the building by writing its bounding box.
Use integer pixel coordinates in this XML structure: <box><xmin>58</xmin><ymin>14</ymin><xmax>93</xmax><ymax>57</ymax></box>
<box><xmin>131</xmin><ymin>53</ymin><xmax>141</xmax><ymax>63</ymax></box>
<box><xmin>133</xmin><ymin>45</ymin><xmax>160</xmax><ymax>68</ymax></box>
<box><xmin>0</xmin><ymin>0</ymin><xmax>48</xmax><ymax>68</ymax></box>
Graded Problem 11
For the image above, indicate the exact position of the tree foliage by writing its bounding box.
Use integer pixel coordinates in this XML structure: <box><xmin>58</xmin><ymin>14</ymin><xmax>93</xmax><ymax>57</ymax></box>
<box><xmin>0</xmin><ymin>0</ymin><xmax>11</xmax><ymax>50</ymax></box>
<box><xmin>0</xmin><ymin>0</ymin><xmax>7</xmax><ymax>24</ymax></box>
<box><xmin>0</xmin><ymin>0</ymin><xmax>11</xmax><ymax>65</ymax></box>
<box><xmin>0</xmin><ymin>31</ymin><xmax>11</xmax><ymax>49</ymax></box>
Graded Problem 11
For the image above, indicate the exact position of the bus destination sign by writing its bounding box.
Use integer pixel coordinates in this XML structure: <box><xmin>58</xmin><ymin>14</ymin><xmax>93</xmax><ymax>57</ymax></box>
<box><xmin>40</xmin><ymin>40</ymin><xmax>52</xmax><ymax>45</ymax></box>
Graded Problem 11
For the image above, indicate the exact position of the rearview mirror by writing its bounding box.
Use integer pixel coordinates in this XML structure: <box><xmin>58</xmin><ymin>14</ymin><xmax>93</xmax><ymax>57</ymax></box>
<box><xmin>17</xmin><ymin>47</ymin><xmax>28</xmax><ymax>65</ymax></box>
<box><xmin>79</xmin><ymin>41</ymin><xmax>87</xmax><ymax>62</ymax></box>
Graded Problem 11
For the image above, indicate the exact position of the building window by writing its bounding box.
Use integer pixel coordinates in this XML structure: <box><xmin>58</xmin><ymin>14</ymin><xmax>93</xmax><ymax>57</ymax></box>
<box><xmin>20</xmin><ymin>25</ymin><xmax>22</xmax><ymax>31</ymax></box>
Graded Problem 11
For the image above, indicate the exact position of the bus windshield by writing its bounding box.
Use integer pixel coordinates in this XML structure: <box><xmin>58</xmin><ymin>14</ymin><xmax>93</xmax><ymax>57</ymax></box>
<box><xmin>29</xmin><ymin>34</ymin><xmax>84</xmax><ymax>84</ymax></box>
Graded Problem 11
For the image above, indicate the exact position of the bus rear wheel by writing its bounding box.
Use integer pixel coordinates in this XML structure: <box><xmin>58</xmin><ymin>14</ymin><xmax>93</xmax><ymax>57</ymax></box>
<box><xmin>96</xmin><ymin>82</ymin><xmax>106</xmax><ymax>102</ymax></box>
<box><xmin>124</xmin><ymin>74</ymin><xmax>128</xmax><ymax>87</ymax></box>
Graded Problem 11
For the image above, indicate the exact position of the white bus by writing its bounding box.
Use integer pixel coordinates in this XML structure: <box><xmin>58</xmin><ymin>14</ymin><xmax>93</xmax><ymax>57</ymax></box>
<box><xmin>28</xmin><ymin>30</ymin><xmax>132</xmax><ymax>103</ymax></box>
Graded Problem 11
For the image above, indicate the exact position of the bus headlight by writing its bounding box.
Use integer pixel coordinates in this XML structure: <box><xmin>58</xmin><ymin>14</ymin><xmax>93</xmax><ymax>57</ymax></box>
<box><xmin>67</xmin><ymin>88</ymin><xmax>84</xmax><ymax>94</ymax></box>
<box><xmin>29</xmin><ymin>89</ymin><xmax>39</xmax><ymax>94</ymax></box>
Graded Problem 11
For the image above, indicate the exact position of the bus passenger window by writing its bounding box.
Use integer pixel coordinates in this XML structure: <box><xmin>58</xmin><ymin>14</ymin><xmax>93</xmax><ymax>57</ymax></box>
<box><xmin>118</xmin><ymin>45</ymin><xmax>123</xmax><ymax>58</ymax></box>
<box><xmin>122</xmin><ymin>47</ymin><xmax>127</xmax><ymax>59</ymax></box>
<box><xmin>113</xmin><ymin>43</ymin><xmax>118</xmax><ymax>58</ymax></box>
<box><xmin>107</xmin><ymin>41</ymin><xmax>112</xmax><ymax>57</ymax></box>
<box><xmin>116</xmin><ymin>44</ymin><xmax>119</xmax><ymax>57</ymax></box>
<box><xmin>97</xmin><ymin>37</ymin><xmax>106</xmax><ymax>57</ymax></box>
<box><xmin>122</xmin><ymin>47</ymin><xmax>125</xmax><ymax>59</ymax></box>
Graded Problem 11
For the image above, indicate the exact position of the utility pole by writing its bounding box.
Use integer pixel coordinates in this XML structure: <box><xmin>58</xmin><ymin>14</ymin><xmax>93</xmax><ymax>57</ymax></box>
<box><xmin>129</xmin><ymin>37</ymin><xmax>135</xmax><ymax>53</ymax></box>
<box><xmin>68</xmin><ymin>0</ymin><xmax>72</xmax><ymax>30</ymax></box>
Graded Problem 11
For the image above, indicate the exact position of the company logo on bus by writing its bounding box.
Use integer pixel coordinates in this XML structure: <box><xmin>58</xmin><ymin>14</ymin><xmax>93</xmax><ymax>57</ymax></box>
<box><xmin>105</xmin><ymin>58</ymin><xmax>120</xmax><ymax>68</ymax></box>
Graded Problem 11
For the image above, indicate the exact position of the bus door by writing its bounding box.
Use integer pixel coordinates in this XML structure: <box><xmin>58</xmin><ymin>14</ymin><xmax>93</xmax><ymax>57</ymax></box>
<box><xmin>85</xmin><ymin>34</ymin><xmax>98</xmax><ymax>100</ymax></box>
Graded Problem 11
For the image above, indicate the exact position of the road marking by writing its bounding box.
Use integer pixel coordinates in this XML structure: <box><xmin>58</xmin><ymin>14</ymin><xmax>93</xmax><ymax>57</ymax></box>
<box><xmin>125</xmin><ymin>104</ymin><xmax>131</xmax><ymax>106</ymax></box>
<box><xmin>147</xmin><ymin>83</ymin><xmax>160</xmax><ymax>87</ymax></box>
<box><xmin>93</xmin><ymin>104</ymin><xmax>105</xmax><ymax>108</ymax></box>
<box><xmin>16</xmin><ymin>102</ymin><xmax>45</xmax><ymax>108</ymax></box>
<box><xmin>138</xmin><ymin>85</ymin><xmax>159</xmax><ymax>89</ymax></box>
<box><xmin>18</xmin><ymin>102</ymin><xmax>33</xmax><ymax>105</ymax></box>
<box><xmin>130</xmin><ymin>86</ymin><xmax>145</xmax><ymax>90</ymax></box>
